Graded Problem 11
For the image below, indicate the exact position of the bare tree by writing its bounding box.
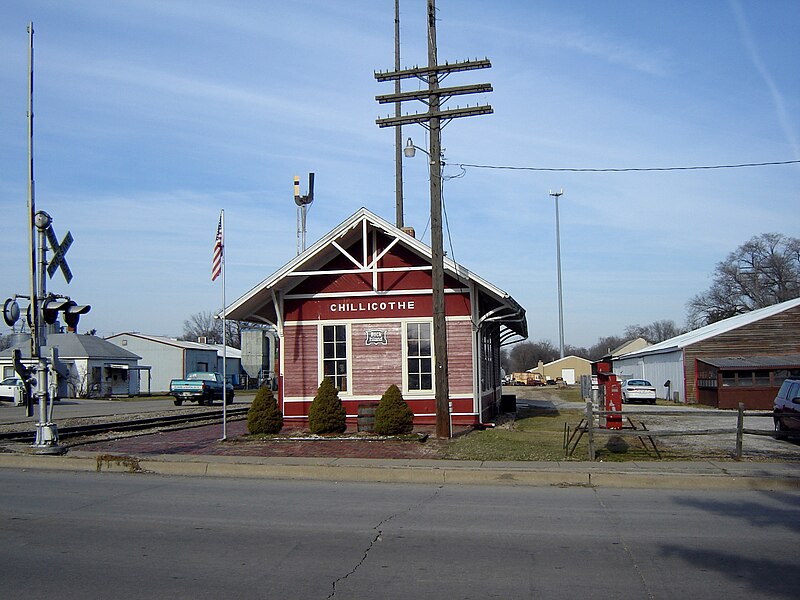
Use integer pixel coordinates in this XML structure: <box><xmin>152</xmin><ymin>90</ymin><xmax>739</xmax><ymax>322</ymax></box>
<box><xmin>687</xmin><ymin>233</ymin><xmax>800</xmax><ymax>327</ymax></box>
<box><xmin>624</xmin><ymin>320</ymin><xmax>685</xmax><ymax>344</ymax></box>
<box><xmin>505</xmin><ymin>339</ymin><xmax>559</xmax><ymax>372</ymax></box>
<box><xmin>180</xmin><ymin>310</ymin><xmax>242</xmax><ymax>349</ymax></box>
<box><xmin>586</xmin><ymin>335</ymin><xmax>628</xmax><ymax>361</ymax></box>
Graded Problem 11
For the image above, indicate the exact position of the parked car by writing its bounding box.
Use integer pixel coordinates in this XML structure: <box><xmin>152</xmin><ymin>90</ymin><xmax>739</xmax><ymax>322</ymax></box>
<box><xmin>0</xmin><ymin>376</ymin><xmax>23</xmax><ymax>404</ymax></box>
<box><xmin>773</xmin><ymin>378</ymin><xmax>800</xmax><ymax>439</ymax></box>
<box><xmin>621</xmin><ymin>379</ymin><xmax>656</xmax><ymax>404</ymax></box>
<box><xmin>169</xmin><ymin>372</ymin><xmax>234</xmax><ymax>406</ymax></box>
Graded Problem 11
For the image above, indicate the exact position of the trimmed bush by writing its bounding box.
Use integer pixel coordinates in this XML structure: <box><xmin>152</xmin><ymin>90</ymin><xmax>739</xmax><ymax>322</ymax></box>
<box><xmin>308</xmin><ymin>377</ymin><xmax>347</xmax><ymax>434</ymax></box>
<box><xmin>247</xmin><ymin>386</ymin><xmax>283</xmax><ymax>434</ymax></box>
<box><xmin>374</xmin><ymin>384</ymin><xmax>414</xmax><ymax>436</ymax></box>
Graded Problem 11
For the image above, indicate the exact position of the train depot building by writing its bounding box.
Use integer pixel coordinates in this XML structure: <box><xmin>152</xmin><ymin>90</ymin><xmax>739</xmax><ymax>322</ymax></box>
<box><xmin>227</xmin><ymin>208</ymin><xmax>527</xmax><ymax>427</ymax></box>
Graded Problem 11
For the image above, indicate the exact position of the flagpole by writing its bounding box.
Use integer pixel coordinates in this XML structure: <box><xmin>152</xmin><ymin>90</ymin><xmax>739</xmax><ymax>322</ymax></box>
<box><xmin>220</xmin><ymin>209</ymin><xmax>228</xmax><ymax>441</ymax></box>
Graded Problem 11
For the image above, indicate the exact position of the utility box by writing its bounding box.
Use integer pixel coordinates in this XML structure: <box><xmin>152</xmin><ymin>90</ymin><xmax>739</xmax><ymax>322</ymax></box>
<box><xmin>13</xmin><ymin>386</ymin><xmax>25</xmax><ymax>407</ymax></box>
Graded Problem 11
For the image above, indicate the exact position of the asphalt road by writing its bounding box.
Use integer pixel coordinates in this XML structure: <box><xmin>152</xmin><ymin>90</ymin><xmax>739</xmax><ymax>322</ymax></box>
<box><xmin>1</xmin><ymin>470</ymin><xmax>798</xmax><ymax>599</ymax></box>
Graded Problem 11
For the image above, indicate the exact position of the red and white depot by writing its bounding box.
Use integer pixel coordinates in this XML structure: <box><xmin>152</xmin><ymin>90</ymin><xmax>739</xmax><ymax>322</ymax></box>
<box><xmin>227</xmin><ymin>208</ymin><xmax>528</xmax><ymax>426</ymax></box>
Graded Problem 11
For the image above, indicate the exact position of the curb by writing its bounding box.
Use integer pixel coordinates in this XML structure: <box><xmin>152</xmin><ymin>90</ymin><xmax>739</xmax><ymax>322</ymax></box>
<box><xmin>1</xmin><ymin>451</ymin><xmax>799</xmax><ymax>491</ymax></box>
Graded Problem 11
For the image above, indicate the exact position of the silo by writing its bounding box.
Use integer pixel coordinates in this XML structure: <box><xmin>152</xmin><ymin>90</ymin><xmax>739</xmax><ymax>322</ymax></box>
<box><xmin>241</xmin><ymin>328</ymin><xmax>276</xmax><ymax>387</ymax></box>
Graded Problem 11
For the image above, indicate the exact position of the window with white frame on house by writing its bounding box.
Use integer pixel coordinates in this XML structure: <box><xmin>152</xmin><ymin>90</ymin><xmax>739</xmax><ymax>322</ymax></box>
<box><xmin>322</xmin><ymin>324</ymin><xmax>348</xmax><ymax>392</ymax></box>
<box><xmin>406</xmin><ymin>322</ymin><xmax>432</xmax><ymax>391</ymax></box>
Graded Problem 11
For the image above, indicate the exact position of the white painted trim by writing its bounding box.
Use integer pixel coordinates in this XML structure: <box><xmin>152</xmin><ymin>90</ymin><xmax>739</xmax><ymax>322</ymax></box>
<box><xmin>282</xmin><ymin>412</ymin><xmax>477</xmax><ymax>419</ymax></box>
<box><xmin>316</xmin><ymin>322</ymin><xmax>353</xmax><ymax>397</ymax></box>
<box><xmin>401</xmin><ymin>318</ymin><xmax>435</xmax><ymax>396</ymax></box>
<box><xmin>331</xmin><ymin>240</ymin><xmax>364</xmax><ymax>269</ymax></box>
<box><xmin>284</xmin><ymin>315</ymin><xmax>472</xmax><ymax>327</ymax></box>
<box><xmin>284</xmin><ymin>285</ymin><xmax>466</xmax><ymax>299</ymax></box>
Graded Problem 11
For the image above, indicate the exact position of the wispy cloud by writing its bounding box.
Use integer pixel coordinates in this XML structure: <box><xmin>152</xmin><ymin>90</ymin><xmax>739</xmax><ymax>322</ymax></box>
<box><xmin>554</xmin><ymin>30</ymin><xmax>670</xmax><ymax>77</ymax></box>
<box><xmin>730</xmin><ymin>0</ymin><xmax>800</xmax><ymax>158</ymax></box>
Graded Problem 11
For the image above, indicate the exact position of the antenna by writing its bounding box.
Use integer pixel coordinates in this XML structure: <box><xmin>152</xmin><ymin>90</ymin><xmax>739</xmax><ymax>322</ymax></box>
<box><xmin>294</xmin><ymin>172</ymin><xmax>314</xmax><ymax>255</ymax></box>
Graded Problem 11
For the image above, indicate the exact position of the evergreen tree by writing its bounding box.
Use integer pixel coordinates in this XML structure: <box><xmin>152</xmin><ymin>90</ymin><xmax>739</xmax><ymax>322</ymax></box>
<box><xmin>247</xmin><ymin>386</ymin><xmax>283</xmax><ymax>434</ymax></box>
<box><xmin>374</xmin><ymin>384</ymin><xmax>414</xmax><ymax>435</ymax></box>
<box><xmin>308</xmin><ymin>377</ymin><xmax>347</xmax><ymax>434</ymax></box>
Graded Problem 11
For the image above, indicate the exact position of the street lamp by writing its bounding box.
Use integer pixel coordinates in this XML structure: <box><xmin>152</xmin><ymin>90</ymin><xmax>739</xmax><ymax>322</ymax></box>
<box><xmin>549</xmin><ymin>189</ymin><xmax>565</xmax><ymax>359</ymax></box>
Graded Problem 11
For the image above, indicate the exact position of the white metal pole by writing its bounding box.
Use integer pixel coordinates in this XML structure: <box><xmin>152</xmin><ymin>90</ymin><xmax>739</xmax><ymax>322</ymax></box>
<box><xmin>220</xmin><ymin>209</ymin><xmax>228</xmax><ymax>441</ymax></box>
<box><xmin>549</xmin><ymin>189</ymin><xmax>565</xmax><ymax>358</ymax></box>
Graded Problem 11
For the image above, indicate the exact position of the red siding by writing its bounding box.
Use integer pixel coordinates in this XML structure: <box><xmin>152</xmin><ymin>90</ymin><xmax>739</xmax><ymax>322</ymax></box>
<box><xmin>447</xmin><ymin>320</ymin><xmax>474</xmax><ymax>396</ymax></box>
<box><xmin>283</xmin><ymin>325</ymin><xmax>319</xmax><ymax>398</ymax></box>
<box><xmin>351</xmin><ymin>322</ymin><xmax>403</xmax><ymax>396</ymax></box>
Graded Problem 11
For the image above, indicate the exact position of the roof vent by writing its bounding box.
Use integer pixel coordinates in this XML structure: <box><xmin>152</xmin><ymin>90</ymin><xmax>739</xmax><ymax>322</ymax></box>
<box><xmin>198</xmin><ymin>336</ymin><xmax>208</xmax><ymax>344</ymax></box>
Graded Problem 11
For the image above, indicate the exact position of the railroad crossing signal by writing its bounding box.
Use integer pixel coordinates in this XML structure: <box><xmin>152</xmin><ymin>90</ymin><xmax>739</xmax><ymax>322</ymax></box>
<box><xmin>45</xmin><ymin>225</ymin><xmax>73</xmax><ymax>283</ymax></box>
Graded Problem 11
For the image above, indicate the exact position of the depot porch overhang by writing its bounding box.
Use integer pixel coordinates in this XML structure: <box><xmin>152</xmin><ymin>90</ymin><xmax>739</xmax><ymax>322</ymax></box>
<box><xmin>225</xmin><ymin>208</ymin><xmax>527</xmax><ymax>342</ymax></box>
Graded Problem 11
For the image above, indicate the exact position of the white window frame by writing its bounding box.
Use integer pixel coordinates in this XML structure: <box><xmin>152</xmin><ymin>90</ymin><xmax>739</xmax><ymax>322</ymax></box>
<box><xmin>318</xmin><ymin>322</ymin><xmax>352</xmax><ymax>395</ymax></box>
<box><xmin>402</xmin><ymin>319</ymin><xmax>434</xmax><ymax>395</ymax></box>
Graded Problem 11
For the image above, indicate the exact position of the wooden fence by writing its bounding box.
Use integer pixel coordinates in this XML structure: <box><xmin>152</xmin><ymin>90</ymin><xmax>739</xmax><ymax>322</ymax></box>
<box><xmin>565</xmin><ymin>401</ymin><xmax>796</xmax><ymax>460</ymax></box>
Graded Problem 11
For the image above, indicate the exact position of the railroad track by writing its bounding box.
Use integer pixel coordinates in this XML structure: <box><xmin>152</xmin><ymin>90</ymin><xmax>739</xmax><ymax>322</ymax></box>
<box><xmin>0</xmin><ymin>407</ymin><xmax>250</xmax><ymax>444</ymax></box>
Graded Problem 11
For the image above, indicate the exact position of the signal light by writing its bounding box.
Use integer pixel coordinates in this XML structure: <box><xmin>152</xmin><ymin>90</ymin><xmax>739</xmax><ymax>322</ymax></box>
<box><xmin>63</xmin><ymin>302</ymin><xmax>91</xmax><ymax>330</ymax></box>
<box><xmin>42</xmin><ymin>298</ymin><xmax>72</xmax><ymax>325</ymax></box>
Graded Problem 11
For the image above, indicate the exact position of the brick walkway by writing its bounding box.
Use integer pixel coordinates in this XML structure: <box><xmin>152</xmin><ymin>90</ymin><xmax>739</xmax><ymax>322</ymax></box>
<box><xmin>76</xmin><ymin>420</ymin><xmax>450</xmax><ymax>460</ymax></box>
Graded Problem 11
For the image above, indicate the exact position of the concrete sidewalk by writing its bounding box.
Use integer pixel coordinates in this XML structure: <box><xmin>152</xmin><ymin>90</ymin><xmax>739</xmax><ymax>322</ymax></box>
<box><xmin>2</xmin><ymin>448</ymin><xmax>799</xmax><ymax>491</ymax></box>
<box><xmin>2</xmin><ymin>415</ymin><xmax>799</xmax><ymax>490</ymax></box>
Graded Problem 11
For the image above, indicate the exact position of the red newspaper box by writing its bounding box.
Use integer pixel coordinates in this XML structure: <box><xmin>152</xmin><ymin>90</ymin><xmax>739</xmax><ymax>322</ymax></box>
<box><xmin>594</xmin><ymin>362</ymin><xmax>622</xmax><ymax>430</ymax></box>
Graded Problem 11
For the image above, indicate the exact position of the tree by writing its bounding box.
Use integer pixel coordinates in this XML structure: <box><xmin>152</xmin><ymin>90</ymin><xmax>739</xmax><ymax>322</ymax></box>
<box><xmin>374</xmin><ymin>384</ymin><xmax>414</xmax><ymax>435</ymax></box>
<box><xmin>585</xmin><ymin>335</ymin><xmax>628</xmax><ymax>361</ymax></box>
<box><xmin>247</xmin><ymin>386</ymin><xmax>283</xmax><ymax>434</ymax></box>
<box><xmin>624</xmin><ymin>320</ymin><xmax>685</xmax><ymax>344</ymax></box>
<box><xmin>180</xmin><ymin>309</ymin><xmax>242</xmax><ymax>349</ymax></box>
<box><xmin>308</xmin><ymin>377</ymin><xmax>347</xmax><ymax>434</ymax></box>
<box><xmin>504</xmin><ymin>339</ymin><xmax>559</xmax><ymax>372</ymax></box>
<box><xmin>687</xmin><ymin>233</ymin><xmax>800</xmax><ymax>327</ymax></box>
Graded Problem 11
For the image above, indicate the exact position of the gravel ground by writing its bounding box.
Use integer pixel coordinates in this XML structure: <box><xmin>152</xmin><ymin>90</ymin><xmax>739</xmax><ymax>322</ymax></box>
<box><xmin>509</xmin><ymin>385</ymin><xmax>800</xmax><ymax>461</ymax></box>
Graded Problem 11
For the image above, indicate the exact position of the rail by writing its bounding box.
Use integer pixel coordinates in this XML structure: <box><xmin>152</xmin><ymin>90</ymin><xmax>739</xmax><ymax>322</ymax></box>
<box><xmin>565</xmin><ymin>401</ymin><xmax>796</xmax><ymax>461</ymax></box>
<box><xmin>0</xmin><ymin>407</ymin><xmax>250</xmax><ymax>444</ymax></box>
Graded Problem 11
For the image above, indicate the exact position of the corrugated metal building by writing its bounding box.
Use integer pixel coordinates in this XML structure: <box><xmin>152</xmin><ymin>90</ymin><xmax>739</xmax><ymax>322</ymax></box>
<box><xmin>613</xmin><ymin>297</ymin><xmax>800</xmax><ymax>405</ymax></box>
<box><xmin>105</xmin><ymin>333</ymin><xmax>241</xmax><ymax>392</ymax></box>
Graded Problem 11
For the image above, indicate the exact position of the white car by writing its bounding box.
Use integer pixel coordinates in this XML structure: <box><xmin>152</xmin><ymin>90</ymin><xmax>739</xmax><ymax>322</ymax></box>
<box><xmin>621</xmin><ymin>379</ymin><xmax>657</xmax><ymax>404</ymax></box>
<box><xmin>0</xmin><ymin>376</ymin><xmax>24</xmax><ymax>404</ymax></box>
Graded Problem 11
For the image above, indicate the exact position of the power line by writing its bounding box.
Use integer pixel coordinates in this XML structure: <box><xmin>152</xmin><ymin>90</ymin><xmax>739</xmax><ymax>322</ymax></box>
<box><xmin>454</xmin><ymin>159</ymin><xmax>800</xmax><ymax>173</ymax></box>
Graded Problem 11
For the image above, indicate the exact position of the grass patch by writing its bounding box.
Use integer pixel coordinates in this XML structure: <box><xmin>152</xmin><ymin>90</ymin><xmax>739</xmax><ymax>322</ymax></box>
<box><xmin>446</xmin><ymin>397</ymin><xmax>692</xmax><ymax>462</ymax></box>
<box><xmin>445</xmin><ymin>406</ymin><xmax>584</xmax><ymax>461</ymax></box>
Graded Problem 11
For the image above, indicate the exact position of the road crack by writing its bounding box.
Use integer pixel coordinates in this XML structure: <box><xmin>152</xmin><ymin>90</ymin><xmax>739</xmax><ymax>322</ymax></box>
<box><xmin>327</xmin><ymin>485</ymin><xmax>443</xmax><ymax>598</ymax></box>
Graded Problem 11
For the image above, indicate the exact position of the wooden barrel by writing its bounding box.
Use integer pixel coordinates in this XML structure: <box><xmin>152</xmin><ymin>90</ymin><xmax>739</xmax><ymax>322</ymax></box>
<box><xmin>357</xmin><ymin>403</ymin><xmax>379</xmax><ymax>432</ymax></box>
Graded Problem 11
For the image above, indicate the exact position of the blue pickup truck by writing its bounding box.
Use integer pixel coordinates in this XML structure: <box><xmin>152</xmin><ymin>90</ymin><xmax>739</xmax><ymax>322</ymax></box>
<box><xmin>169</xmin><ymin>372</ymin><xmax>234</xmax><ymax>406</ymax></box>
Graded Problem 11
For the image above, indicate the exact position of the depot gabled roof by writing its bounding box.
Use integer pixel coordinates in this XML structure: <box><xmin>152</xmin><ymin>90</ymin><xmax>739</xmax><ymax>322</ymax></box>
<box><xmin>617</xmin><ymin>297</ymin><xmax>800</xmax><ymax>359</ymax></box>
<box><xmin>226</xmin><ymin>207</ymin><xmax>527</xmax><ymax>338</ymax></box>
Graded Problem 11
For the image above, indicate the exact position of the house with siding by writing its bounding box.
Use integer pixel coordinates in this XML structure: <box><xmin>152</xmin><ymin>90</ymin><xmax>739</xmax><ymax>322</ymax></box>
<box><xmin>226</xmin><ymin>208</ymin><xmax>527</xmax><ymax>426</ymax></box>
<box><xmin>529</xmin><ymin>355</ymin><xmax>592</xmax><ymax>385</ymax></box>
<box><xmin>0</xmin><ymin>333</ymin><xmax>142</xmax><ymax>398</ymax></box>
<box><xmin>612</xmin><ymin>297</ymin><xmax>800</xmax><ymax>407</ymax></box>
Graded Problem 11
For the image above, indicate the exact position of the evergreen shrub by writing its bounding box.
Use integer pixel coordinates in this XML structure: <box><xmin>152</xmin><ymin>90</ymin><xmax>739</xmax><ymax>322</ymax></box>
<box><xmin>308</xmin><ymin>377</ymin><xmax>347</xmax><ymax>434</ymax></box>
<box><xmin>247</xmin><ymin>386</ymin><xmax>283</xmax><ymax>434</ymax></box>
<box><xmin>374</xmin><ymin>384</ymin><xmax>414</xmax><ymax>436</ymax></box>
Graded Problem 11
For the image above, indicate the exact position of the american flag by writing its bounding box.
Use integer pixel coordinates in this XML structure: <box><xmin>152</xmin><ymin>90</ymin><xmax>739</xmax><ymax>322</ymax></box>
<box><xmin>212</xmin><ymin>213</ymin><xmax>223</xmax><ymax>281</ymax></box>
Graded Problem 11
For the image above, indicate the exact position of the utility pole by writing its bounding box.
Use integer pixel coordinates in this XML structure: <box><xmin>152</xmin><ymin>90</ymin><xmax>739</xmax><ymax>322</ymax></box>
<box><xmin>393</xmin><ymin>0</ymin><xmax>404</xmax><ymax>228</ymax></box>
<box><xmin>549</xmin><ymin>189</ymin><xmax>565</xmax><ymax>358</ymax></box>
<box><xmin>375</xmin><ymin>0</ymin><xmax>492</xmax><ymax>438</ymax></box>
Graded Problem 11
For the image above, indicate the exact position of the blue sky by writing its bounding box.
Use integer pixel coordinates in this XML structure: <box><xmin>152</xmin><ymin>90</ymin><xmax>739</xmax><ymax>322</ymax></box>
<box><xmin>1</xmin><ymin>0</ymin><xmax>798</xmax><ymax>347</ymax></box>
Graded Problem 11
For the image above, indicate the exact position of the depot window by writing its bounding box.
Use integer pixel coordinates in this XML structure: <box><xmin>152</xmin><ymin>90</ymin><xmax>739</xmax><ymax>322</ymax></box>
<box><xmin>406</xmin><ymin>322</ymin><xmax>432</xmax><ymax>391</ymax></box>
<box><xmin>322</xmin><ymin>324</ymin><xmax>348</xmax><ymax>392</ymax></box>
